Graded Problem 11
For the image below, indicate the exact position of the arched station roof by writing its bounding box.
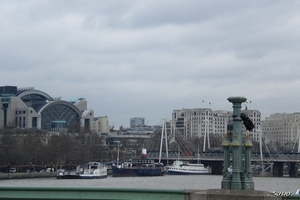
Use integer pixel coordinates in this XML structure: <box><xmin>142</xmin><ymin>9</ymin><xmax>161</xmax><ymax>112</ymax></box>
<box><xmin>17</xmin><ymin>89</ymin><xmax>53</xmax><ymax>101</ymax></box>
<box><xmin>38</xmin><ymin>100</ymin><xmax>82</xmax><ymax>131</ymax></box>
<box><xmin>17</xmin><ymin>89</ymin><xmax>54</xmax><ymax>112</ymax></box>
<box><xmin>38</xmin><ymin>100</ymin><xmax>82</xmax><ymax>116</ymax></box>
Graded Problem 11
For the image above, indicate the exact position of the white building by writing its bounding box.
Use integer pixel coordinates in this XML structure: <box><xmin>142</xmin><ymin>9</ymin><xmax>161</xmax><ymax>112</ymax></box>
<box><xmin>170</xmin><ymin>108</ymin><xmax>262</xmax><ymax>142</ymax></box>
<box><xmin>93</xmin><ymin>116</ymin><xmax>110</xmax><ymax>134</ymax></box>
<box><xmin>261</xmin><ymin>112</ymin><xmax>300</xmax><ymax>144</ymax></box>
<box><xmin>170</xmin><ymin>108</ymin><xmax>228</xmax><ymax>140</ymax></box>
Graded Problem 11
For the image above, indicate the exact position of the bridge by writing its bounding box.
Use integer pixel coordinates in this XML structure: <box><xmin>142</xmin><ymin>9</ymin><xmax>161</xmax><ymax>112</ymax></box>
<box><xmin>147</xmin><ymin>151</ymin><xmax>300</xmax><ymax>177</ymax></box>
<box><xmin>148</xmin><ymin>151</ymin><xmax>300</xmax><ymax>162</ymax></box>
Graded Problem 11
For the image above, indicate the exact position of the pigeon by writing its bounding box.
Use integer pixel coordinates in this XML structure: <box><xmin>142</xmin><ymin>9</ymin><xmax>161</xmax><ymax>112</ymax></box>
<box><xmin>240</xmin><ymin>113</ymin><xmax>255</xmax><ymax>131</ymax></box>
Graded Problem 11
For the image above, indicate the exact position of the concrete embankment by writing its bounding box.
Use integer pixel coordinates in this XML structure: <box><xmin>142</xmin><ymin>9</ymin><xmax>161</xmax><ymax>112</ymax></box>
<box><xmin>0</xmin><ymin>172</ymin><xmax>56</xmax><ymax>179</ymax></box>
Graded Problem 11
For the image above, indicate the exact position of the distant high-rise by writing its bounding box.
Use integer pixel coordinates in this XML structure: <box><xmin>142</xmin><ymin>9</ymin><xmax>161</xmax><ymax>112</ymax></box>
<box><xmin>130</xmin><ymin>117</ymin><xmax>145</xmax><ymax>128</ymax></box>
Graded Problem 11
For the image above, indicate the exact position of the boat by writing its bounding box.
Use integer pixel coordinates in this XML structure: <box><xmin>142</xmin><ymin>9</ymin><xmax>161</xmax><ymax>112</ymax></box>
<box><xmin>167</xmin><ymin>160</ymin><xmax>212</xmax><ymax>175</ymax></box>
<box><xmin>79</xmin><ymin>162</ymin><xmax>107</xmax><ymax>179</ymax></box>
<box><xmin>111</xmin><ymin>149</ymin><xmax>166</xmax><ymax>177</ymax></box>
<box><xmin>57</xmin><ymin>162</ymin><xmax>107</xmax><ymax>179</ymax></box>
<box><xmin>167</xmin><ymin>144</ymin><xmax>211</xmax><ymax>175</ymax></box>
<box><xmin>56</xmin><ymin>168</ymin><xmax>80</xmax><ymax>179</ymax></box>
<box><xmin>112</xmin><ymin>159</ymin><xmax>166</xmax><ymax>177</ymax></box>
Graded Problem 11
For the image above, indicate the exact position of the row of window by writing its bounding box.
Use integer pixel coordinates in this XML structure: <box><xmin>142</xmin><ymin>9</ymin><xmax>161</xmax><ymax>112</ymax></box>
<box><xmin>15</xmin><ymin>110</ymin><xmax>33</xmax><ymax>115</ymax></box>
<box><xmin>16</xmin><ymin>110</ymin><xmax>26</xmax><ymax>114</ymax></box>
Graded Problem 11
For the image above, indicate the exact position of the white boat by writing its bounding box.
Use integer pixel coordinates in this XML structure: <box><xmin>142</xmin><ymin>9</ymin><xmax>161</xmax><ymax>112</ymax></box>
<box><xmin>167</xmin><ymin>160</ymin><xmax>211</xmax><ymax>175</ymax></box>
<box><xmin>79</xmin><ymin>162</ymin><xmax>107</xmax><ymax>179</ymax></box>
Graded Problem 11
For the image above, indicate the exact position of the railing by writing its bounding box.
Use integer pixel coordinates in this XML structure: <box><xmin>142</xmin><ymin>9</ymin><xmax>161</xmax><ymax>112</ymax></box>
<box><xmin>0</xmin><ymin>187</ymin><xmax>187</xmax><ymax>200</ymax></box>
<box><xmin>0</xmin><ymin>187</ymin><xmax>282</xmax><ymax>200</ymax></box>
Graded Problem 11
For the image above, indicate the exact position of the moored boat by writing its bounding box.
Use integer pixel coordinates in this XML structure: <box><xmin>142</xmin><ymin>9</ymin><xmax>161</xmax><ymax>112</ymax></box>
<box><xmin>57</xmin><ymin>168</ymin><xmax>80</xmax><ymax>179</ymax></box>
<box><xmin>57</xmin><ymin>162</ymin><xmax>107</xmax><ymax>179</ymax></box>
<box><xmin>112</xmin><ymin>160</ymin><xmax>166</xmax><ymax>177</ymax></box>
<box><xmin>79</xmin><ymin>162</ymin><xmax>107</xmax><ymax>179</ymax></box>
<box><xmin>167</xmin><ymin>160</ymin><xmax>211</xmax><ymax>175</ymax></box>
<box><xmin>112</xmin><ymin>149</ymin><xmax>166</xmax><ymax>177</ymax></box>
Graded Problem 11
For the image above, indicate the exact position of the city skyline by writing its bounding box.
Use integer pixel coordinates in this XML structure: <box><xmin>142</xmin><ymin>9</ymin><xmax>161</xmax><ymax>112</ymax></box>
<box><xmin>1</xmin><ymin>1</ymin><xmax>300</xmax><ymax>128</ymax></box>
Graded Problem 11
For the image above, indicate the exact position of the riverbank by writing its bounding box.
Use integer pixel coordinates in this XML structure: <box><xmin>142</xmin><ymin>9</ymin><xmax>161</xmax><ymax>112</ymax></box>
<box><xmin>0</xmin><ymin>172</ymin><xmax>56</xmax><ymax>179</ymax></box>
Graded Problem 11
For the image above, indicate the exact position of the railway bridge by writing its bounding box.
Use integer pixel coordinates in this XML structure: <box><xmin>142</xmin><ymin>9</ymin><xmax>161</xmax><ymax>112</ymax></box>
<box><xmin>147</xmin><ymin>151</ymin><xmax>300</xmax><ymax>177</ymax></box>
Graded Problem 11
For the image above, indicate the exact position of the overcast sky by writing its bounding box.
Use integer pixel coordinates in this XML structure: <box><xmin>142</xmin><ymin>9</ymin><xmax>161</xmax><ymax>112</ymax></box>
<box><xmin>1</xmin><ymin>1</ymin><xmax>300</xmax><ymax>128</ymax></box>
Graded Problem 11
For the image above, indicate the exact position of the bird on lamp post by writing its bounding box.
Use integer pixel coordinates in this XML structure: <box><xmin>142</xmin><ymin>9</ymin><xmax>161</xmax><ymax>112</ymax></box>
<box><xmin>240</xmin><ymin>113</ymin><xmax>255</xmax><ymax>131</ymax></box>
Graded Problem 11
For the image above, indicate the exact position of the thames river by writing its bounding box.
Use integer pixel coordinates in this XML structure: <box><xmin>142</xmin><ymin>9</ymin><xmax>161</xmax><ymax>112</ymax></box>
<box><xmin>0</xmin><ymin>175</ymin><xmax>298</xmax><ymax>194</ymax></box>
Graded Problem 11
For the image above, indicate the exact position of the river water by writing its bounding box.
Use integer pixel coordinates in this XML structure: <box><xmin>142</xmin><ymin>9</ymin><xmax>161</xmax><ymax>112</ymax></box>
<box><xmin>0</xmin><ymin>175</ymin><xmax>299</xmax><ymax>194</ymax></box>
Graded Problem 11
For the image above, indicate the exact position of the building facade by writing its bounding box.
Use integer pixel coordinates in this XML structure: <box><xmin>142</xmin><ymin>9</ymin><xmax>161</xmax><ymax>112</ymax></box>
<box><xmin>93</xmin><ymin>116</ymin><xmax>110</xmax><ymax>135</ymax></box>
<box><xmin>130</xmin><ymin>117</ymin><xmax>145</xmax><ymax>128</ymax></box>
<box><xmin>170</xmin><ymin>108</ymin><xmax>261</xmax><ymax>142</ymax></box>
<box><xmin>261</xmin><ymin>112</ymin><xmax>300</xmax><ymax>145</ymax></box>
<box><xmin>170</xmin><ymin>108</ymin><xmax>228</xmax><ymax>140</ymax></box>
<box><xmin>0</xmin><ymin>86</ymin><xmax>94</xmax><ymax>133</ymax></box>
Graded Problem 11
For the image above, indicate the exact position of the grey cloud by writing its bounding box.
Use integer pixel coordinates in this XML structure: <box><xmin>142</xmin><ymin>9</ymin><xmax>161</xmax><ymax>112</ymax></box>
<box><xmin>1</xmin><ymin>0</ymin><xmax>300</xmax><ymax>127</ymax></box>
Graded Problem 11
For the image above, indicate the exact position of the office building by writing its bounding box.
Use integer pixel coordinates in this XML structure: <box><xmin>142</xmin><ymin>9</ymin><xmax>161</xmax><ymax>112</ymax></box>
<box><xmin>170</xmin><ymin>108</ymin><xmax>228</xmax><ymax>139</ymax></box>
<box><xmin>261</xmin><ymin>112</ymin><xmax>300</xmax><ymax>145</ymax></box>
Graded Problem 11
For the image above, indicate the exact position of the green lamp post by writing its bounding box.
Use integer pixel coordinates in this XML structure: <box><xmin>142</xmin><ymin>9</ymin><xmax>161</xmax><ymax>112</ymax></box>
<box><xmin>223</xmin><ymin>96</ymin><xmax>254</xmax><ymax>190</ymax></box>
<box><xmin>227</xmin><ymin>96</ymin><xmax>246</xmax><ymax>190</ymax></box>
